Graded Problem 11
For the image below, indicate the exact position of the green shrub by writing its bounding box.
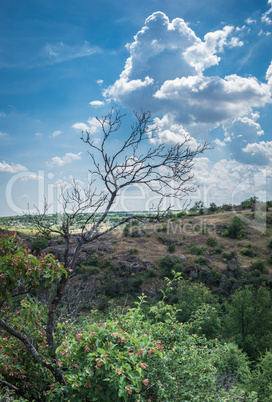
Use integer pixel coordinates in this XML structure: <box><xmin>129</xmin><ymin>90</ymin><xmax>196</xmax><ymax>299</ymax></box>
<box><xmin>157</xmin><ymin>235</ymin><xmax>167</xmax><ymax>244</ymax></box>
<box><xmin>187</xmin><ymin>242</ymin><xmax>204</xmax><ymax>255</ymax></box>
<box><xmin>30</xmin><ymin>236</ymin><xmax>48</xmax><ymax>254</ymax></box>
<box><xmin>223</xmin><ymin>216</ymin><xmax>246</xmax><ymax>239</ymax></box>
<box><xmin>129</xmin><ymin>248</ymin><xmax>139</xmax><ymax>255</ymax></box>
<box><xmin>176</xmin><ymin>281</ymin><xmax>218</xmax><ymax>323</ymax></box>
<box><xmin>248</xmin><ymin>350</ymin><xmax>272</xmax><ymax>401</ymax></box>
<box><xmin>240</xmin><ymin>243</ymin><xmax>255</xmax><ymax>257</ymax></box>
<box><xmin>196</xmin><ymin>256</ymin><xmax>207</xmax><ymax>266</ymax></box>
<box><xmin>146</xmin><ymin>268</ymin><xmax>157</xmax><ymax>278</ymax></box>
<box><xmin>206</xmin><ymin>237</ymin><xmax>218</xmax><ymax>247</ymax></box>
<box><xmin>249</xmin><ymin>260</ymin><xmax>268</xmax><ymax>274</ymax></box>
<box><xmin>268</xmin><ymin>237</ymin><xmax>272</xmax><ymax>249</ymax></box>
<box><xmin>167</xmin><ymin>243</ymin><xmax>176</xmax><ymax>253</ymax></box>
<box><xmin>222</xmin><ymin>251</ymin><xmax>236</xmax><ymax>261</ymax></box>
<box><xmin>123</xmin><ymin>224</ymin><xmax>130</xmax><ymax>237</ymax></box>
<box><xmin>156</xmin><ymin>224</ymin><xmax>167</xmax><ymax>233</ymax></box>
<box><xmin>216</xmin><ymin>343</ymin><xmax>251</xmax><ymax>388</ymax></box>
<box><xmin>159</xmin><ymin>255</ymin><xmax>183</xmax><ymax>278</ymax></box>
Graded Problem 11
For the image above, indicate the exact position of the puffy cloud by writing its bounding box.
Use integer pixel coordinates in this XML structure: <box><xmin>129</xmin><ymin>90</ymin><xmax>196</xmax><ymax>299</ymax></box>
<box><xmin>149</xmin><ymin>114</ymin><xmax>199</xmax><ymax>148</ymax></box>
<box><xmin>183</xmin><ymin>26</ymin><xmax>242</xmax><ymax>73</ymax></box>
<box><xmin>242</xmin><ymin>141</ymin><xmax>272</xmax><ymax>164</ymax></box>
<box><xmin>192</xmin><ymin>157</ymin><xmax>271</xmax><ymax>205</ymax></box>
<box><xmin>102</xmin><ymin>11</ymin><xmax>272</xmax><ymax>132</ymax></box>
<box><xmin>154</xmin><ymin>74</ymin><xmax>271</xmax><ymax>125</ymax></box>
<box><xmin>214</xmin><ymin>138</ymin><xmax>226</xmax><ymax>147</ymax></box>
<box><xmin>72</xmin><ymin>122</ymin><xmax>90</xmax><ymax>131</ymax></box>
<box><xmin>0</xmin><ymin>161</ymin><xmax>28</xmax><ymax>173</ymax></box>
<box><xmin>73</xmin><ymin>117</ymin><xmax>102</xmax><ymax>135</ymax></box>
<box><xmin>223</xmin><ymin>115</ymin><xmax>270</xmax><ymax>165</ymax></box>
<box><xmin>46</xmin><ymin>152</ymin><xmax>82</xmax><ymax>167</ymax></box>
<box><xmin>89</xmin><ymin>100</ymin><xmax>105</xmax><ymax>107</ymax></box>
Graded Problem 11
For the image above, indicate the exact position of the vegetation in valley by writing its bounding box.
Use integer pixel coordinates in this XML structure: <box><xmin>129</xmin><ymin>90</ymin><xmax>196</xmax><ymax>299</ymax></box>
<box><xmin>1</xmin><ymin>198</ymin><xmax>272</xmax><ymax>400</ymax></box>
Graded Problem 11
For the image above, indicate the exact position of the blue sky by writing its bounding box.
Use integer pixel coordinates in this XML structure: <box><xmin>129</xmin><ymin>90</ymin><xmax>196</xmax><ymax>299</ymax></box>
<box><xmin>1</xmin><ymin>0</ymin><xmax>272</xmax><ymax>216</ymax></box>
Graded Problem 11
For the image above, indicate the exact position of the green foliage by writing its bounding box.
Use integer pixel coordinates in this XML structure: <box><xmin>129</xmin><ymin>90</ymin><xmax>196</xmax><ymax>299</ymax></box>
<box><xmin>222</xmin><ymin>250</ymin><xmax>236</xmax><ymax>261</ymax></box>
<box><xmin>176</xmin><ymin>281</ymin><xmax>218</xmax><ymax>323</ymax></box>
<box><xmin>156</xmin><ymin>235</ymin><xmax>167</xmax><ymax>244</ymax></box>
<box><xmin>248</xmin><ymin>350</ymin><xmax>272</xmax><ymax>401</ymax></box>
<box><xmin>167</xmin><ymin>243</ymin><xmax>176</xmax><ymax>253</ymax></box>
<box><xmin>187</xmin><ymin>242</ymin><xmax>204</xmax><ymax>255</ymax></box>
<box><xmin>188</xmin><ymin>304</ymin><xmax>221</xmax><ymax>339</ymax></box>
<box><xmin>268</xmin><ymin>237</ymin><xmax>272</xmax><ymax>249</ymax></box>
<box><xmin>216</xmin><ymin>343</ymin><xmax>252</xmax><ymax>390</ymax></box>
<box><xmin>30</xmin><ymin>236</ymin><xmax>49</xmax><ymax>254</ymax></box>
<box><xmin>209</xmin><ymin>202</ymin><xmax>218</xmax><ymax>213</ymax></box>
<box><xmin>158</xmin><ymin>255</ymin><xmax>183</xmax><ymax>278</ymax></box>
<box><xmin>249</xmin><ymin>259</ymin><xmax>268</xmax><ymax>274</ymax></box>
<box><xmin>156</xmin><ymin>224</ymin><xmax>167</xmax><ymax>233</ymax></box>
<box><xmin>223</xmin><ymin>216</ymin><xmax>246</xmax><ymax>239</ymax></box>
<box><xmin>47</xmin><ymin>293</ymin><xmax>248</xmax><ymax>401</ymax></box>
<box><xmin>239</xmin><ymin>197</ymin><xmax>258</xmax><ymax>210</ymax></box>
<box><xmin>240</xmin><ymin>243</ymin><xmax>255</xmax><ymax>257</ymax></box>
<box><xmin>221</xmin><ymin>203</ymin><xmax>232</xmax><ymax>211</ymax></box>
<box><xmin>129</xmin><ymin>248</ymin><xmax>139</xmax><ymax>255</ymax></box>
<box><xmin>206</xmin><ymin>237</ymin><xmax>218</xmax><ymax>247</ymax></box>
<box><xmin>224</xmin><ymin>285</ymin><xmax>272</xmax><ymax>361</ymax></box>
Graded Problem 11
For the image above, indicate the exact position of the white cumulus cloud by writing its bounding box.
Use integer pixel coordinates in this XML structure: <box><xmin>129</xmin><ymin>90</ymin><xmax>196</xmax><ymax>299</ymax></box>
<box><xmin>102</xmin><ymin>11</ymin><xmax>272</xmax><ymax>136</ymax></box>
<box><xmin>0</xmin><ymin>161</ymin><xmax>28</xmax><ymax>173</ymax></box>
<box><xmin>89</xmin><ymin>100</ymin><xmax>105</xmax><ymax>107</ymax></box>
<box><xmin>46</xmin><ymin>152</ymin><xmax>82</xmax><ymax>167</ymax></box>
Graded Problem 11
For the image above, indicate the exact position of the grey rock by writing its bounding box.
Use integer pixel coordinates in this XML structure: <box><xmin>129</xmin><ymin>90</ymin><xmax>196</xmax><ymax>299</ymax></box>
<box><xmin>227</xmin><ymin>257</ymin><xmax>238</xmax><ymax>271</ymax></box>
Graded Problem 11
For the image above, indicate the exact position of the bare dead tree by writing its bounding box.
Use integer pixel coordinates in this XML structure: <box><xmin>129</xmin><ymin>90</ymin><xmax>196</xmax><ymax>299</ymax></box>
<box><xmin>4</xmin><ymin>109</ymin><xmax>209</xmax><ymax>390</ymax></box>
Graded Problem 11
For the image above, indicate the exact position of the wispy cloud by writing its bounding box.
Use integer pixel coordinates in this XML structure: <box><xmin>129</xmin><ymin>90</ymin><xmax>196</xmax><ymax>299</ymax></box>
<box><xmin>262</xmin><ymin>0</ymin><xmax>272</xmax><ymax>25</ymax></box>
<box><xmin>46</xmin><ymin>152</ymin><xmax>82</xmax><ymax>167</ymax></box>
<box><xmin>50</xmin><ymin>130</ymin><xmax>62</xmax><ymax>139</ymax></box>
<box><xmin>20</xmin><ymin>174</ymin><xmax>44</xmax><ymax>182</ymax></box>
<box><xmin>0</xmin><ymin>132</ymin><xmax>7</xmax><ymax>137</ymax></box>
<box><xmin>43</xmin><ymin>41</ymin><xmax>101</xmax><ymax>65</ymax></box>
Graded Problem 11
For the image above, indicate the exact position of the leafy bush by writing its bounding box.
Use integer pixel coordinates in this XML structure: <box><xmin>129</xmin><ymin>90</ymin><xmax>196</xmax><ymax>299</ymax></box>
<box><xmin>222</xmin><ymin>250</ymin><xmax>236</xmax><ymax>261</ymax></box>
<box><xmin>167</xmin><ymin>243</ymin><xmax>176</xmax><ymax>253</ymax></box>
<box><xmin>30</xmin><ymin>235</ymin><xmax>48</xmax><ymax>254</ymax></box>
<box><xmin>157</xmin><ymin>235</ymin><xmax>167</xmax><ymax>244</ymax></box>
<box><xmin>223</xmin><ymin>216</ymin><xmax>246</xmax><ymax>239</ymax></box>
<box><xmin>156</xmin><ymin>224</ymin><xmax>167</xmax><ymax>233</ymax></box>
<box><xmin>176</xmin><ymin>281</ymin><xmax>218</xmax><ymax>323</ymax></box>
<box><xmin>248</xmin><ymin>350</ymin><xmax>272</xmax><ymax>401</ymax></box>
<box><xmin>240</xmin><ymin>243</ymin><xmax>255</xmax><ymax>257</ymax></box>
<box><xmin>158</xmin><ymin>255</ymin><xmax>183</xmax><ymax>278</ymax></box>
<box><xmin>129</xmin><ymin>248</ymin><xmax>139</xmax><ymax>255</ymax></box>
<box><xmin>249</xmin><ymin>260</ymin><xmax>268</xmax><ymax>274</ymax></box>
<box><xmin>47</xmin><ymin>297</ymin><xmax>249</xmax><ymax>401</ymax></box>
<box><xmin>206</xmin><ymin>237</ymin><xmax>218</xmax><ymax>247</ymax></box>
<box><xmin>216</xmin><ymin>343</ymin><xmax>251</xmax><ymax>389</ymax></box>
<box><xmin>196</xmin><ymin>256</ymin><xmax>207</xmax><ymax>266</ymax></box>
<box><xmin>187</xmin><ymin>242</ymin><xmax>204</xmax><ymax>255</ymax></box>
<box><xmin>224</xmin><ymin>285</ymin><xmax>272</xmax><ymax>361</ymax></box>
